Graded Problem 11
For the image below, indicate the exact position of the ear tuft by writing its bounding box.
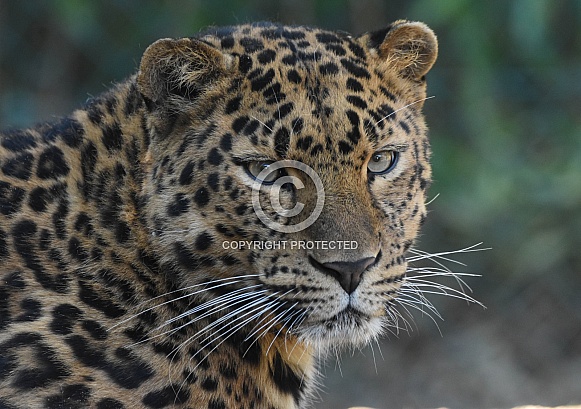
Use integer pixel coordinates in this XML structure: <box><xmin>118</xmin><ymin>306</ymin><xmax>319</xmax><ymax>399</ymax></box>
<box><xmin>137</xmin><ymin>38</ymin><xmax>230</xmax><ymax>105</ymax></box>
<box><xmin>369</xmin><ymin>20</ymin><xmax>438</xmax><ymax>80</ymax></box>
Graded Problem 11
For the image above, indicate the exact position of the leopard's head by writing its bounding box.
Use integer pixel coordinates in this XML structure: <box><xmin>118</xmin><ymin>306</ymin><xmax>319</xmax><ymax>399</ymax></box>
<box><xmin>137</xmin><ymin>21</ymin><xmax>437</xmax><ymax>349</ymax></box>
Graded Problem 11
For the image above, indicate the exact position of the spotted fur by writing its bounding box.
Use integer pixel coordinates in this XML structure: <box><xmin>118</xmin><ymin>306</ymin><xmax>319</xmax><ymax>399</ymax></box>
<box><xmin>0</xmin><ymin>21</ymin><xmax>437</xmax><ymax>408</ymax></box>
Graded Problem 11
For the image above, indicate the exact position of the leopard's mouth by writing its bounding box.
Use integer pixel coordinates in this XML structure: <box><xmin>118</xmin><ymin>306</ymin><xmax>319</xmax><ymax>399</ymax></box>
<box><xmin>291</xmin><ymin>303</ymin><xmax>386</xmax><ymax>348</ymax></box>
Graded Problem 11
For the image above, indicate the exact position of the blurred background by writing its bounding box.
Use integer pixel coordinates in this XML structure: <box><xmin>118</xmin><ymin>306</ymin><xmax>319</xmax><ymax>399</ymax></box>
<box><xmin>1</xmin><ymin>1</ymin><xmax>580</xmax><ymax>408</ymax></box>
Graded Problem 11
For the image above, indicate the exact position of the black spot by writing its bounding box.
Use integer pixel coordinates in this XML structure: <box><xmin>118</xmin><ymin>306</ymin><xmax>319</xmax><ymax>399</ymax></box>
<box><xmin>195</xmin><ymin>231</ymin><xmax>214</xmax><ymax>251</ymax></box>
<box><xmin>201</xmin><ymin>377</ymin><xmax>218</xmax><ymax>391</ymax></box>
<box><xmin>78</xmin><ymin>280</ymin><xmax>126</xmax><ymax>318</ymax></box>
<box><xmin>238</xmin><ymin>55</ymin><xmax>253</xmax><ymax>73</ymax></box>
<box><xmin>1</xmin><ymin>129</ymin><xmax>36</xmax><ymax>151</ymax></box>
<box><xmin>368</xmin><ymin>26</ymin><xmax>391</xmax><ymax>50</ymax></box>
<box><xmin>347</xmin><ymin>95</ymin><xmax>368</xmax><ymax>109</ymax></box>
<box><xmin>346</xmin><ymin>78</ymin><xmax>364</xmax><ymax>92</ymax></box>
<box><xmin>51</xmin><ymin>304</ymin><xmax>82</xmax><ymax>335</ymax></box>
<box><xmin>36</xmin><ymin>146</ymin><xmax>70</xmax><ymax>179</ymax></box>
<box><xmin>220</xmin><ymin>133</ymin><xmax>233</xmax><ymax>152</ymax></box>
<box><xmin>379</xmin><ymin>86</ymin><xmax>398</xmax><ymax>102</ymax></box>
<box><xmin>232</xmin><ymin>116</ymin><xmax>250</xmax><ymax>133</ymax></box>
<box><xmin>338</xmin><ymin>141</ymin><xmax>354</xmax><ymax>154</ymax></box>
<box><xmin>208</xmin><ymin>148</ymin><xmax>223</xmax><ymax>166</ymax></box>
<box><xmin>16</xmin><ymin>298</ymin><xmax>42</xmax><ymax>322</ymax></box>
<box><xmin>12</xmin><ymin>220</ymin><xmax>64</xmax><ymax>292</ymax></box>
<box><xmin>287</xmin><ymin>69</ymin><xmax>301</xmax><ymax>84</ymax></box>
<box><xmin>251</xmin><ymin>68</ymin><xmax>275</xmax><ymax>92</ymax></box>
<box><xmin>240</xmin><ymin>37</ymin><xmax>264</xmax><ymax>53</ymax></box>
<box><xmin>82</xmin><ymin>320</ymin><xmax>108</xmax><ymax>340</ymax></box>
<box><xmin>310</xmin><ymin>144</ymin><xmax>323</xmax><ymax>156</ymax></box>
<box><xmin>80</xmin><ymin>141</ymin><xmax>98</xmax><ymax>199</ymax></box>
<box><xmin>297</xmin><ymin>136</ymin><xmax>313</xmax><ymax>152</ymax></box>
<box><xmin>97</xmin><ymin>398</ymin><xmax>125</xmax><ymax>409</ymax></box>
<box><xmin>0</xmin><ymin>181</ymin><xmax>25</xmax><ymax>215</ymax></box>
<box><xmin>179</xmin><ymin>161</ymin><xmax>195</xmax><ymax>185</ymax></box>
<box><xmin>346</xmin><ymin>110</ymin><xmax>360</xmax><ymax>127</ymax></box>
<box><xmin>319</xmin><ymin>62</ymin><xmax>339</xmax><ymax>75</ymax></box>
<box><xmin>45</xmin><ymin>384</ymin><xmax>91</xmax><ymax>408</ymax></box>
<box><xmin>219</xmin><ymin>362</ymin><xmax>238</xmax><ymax>379</ymax></box>
<box><xmin>175</xmin><ymin>242</ymin><xmax>215</xmax><ymax>270</ymax></box>
<box><xmin>0</xmin><ymin>270</ymin><xmax>26</xmax><ymax>290</ymax></box>
<box><xmin>115</xmin><ymin>221</ymin><xmax>131</xmax><ymax>244</ymax></box>
<box><xmin>340</xmin><ymin>59</ymin><xmax>371</xmax><ymax>79</ymax></box>
<box><xmin>347</xmin><ymin>127</ymin><xmax>361</xmax><ymax>145</ymax></box>
<box><xmin>257</xmin><ymin>49</ymin><xmax>276</xmax><ymax>64</ymax></box>
<box><xmin>270</xmin><ymin>352</ymin><xmax>302</xmax><ymax>403</ymax></box>
<box><xmin>204</xmin><ymin>174</ymin><xmax>219</xmax><ymax>193</ymax></box>
<box><xmin>291</xmin><ymin>117</ymin><xmax>304</xmax><ymax>135</ymax></box>
<box><xmin>220</xmin><ymin>36</ymin><xmax>234</xmax><ymax>49</ymax></box>
<box><xmin>124</xmin><ymin>84</ymin><xmax>144</xmax><ymax>117</ymax></box>
<box><xmin>348</xmin><ymin>41</ymin><xmax>367</xmax><ymax>59</ymax></box>
<box><xmin>229</xmin><ymin>332</ymin><xmax>261</xmax><ymax>366</ymax></box>
<box><xmin>274</xmin><ymin>128</ymin><xmax>290</xmax><ymax>157</ymax></box>
<box><xmin>53</xmin><ymin>200</ymin><xmax>69</xmax><ymax>240</ymax></box>
<box><xmin>215</xmin><ymin>175</ymin><xmax>231</xmax><ymax>194</ymax></box>
<box><xmin>225</xmin><ymin>96</ymin><xmax>242</xmax><ymax>114</ymax></box>
<box><xmin>242</xmin><ymin>119</ymin><xmax>260</xmax><ymax>136</ymax></box>
<box><xmin>282</xmin><ymin>54</ymin><xmax>298</xmax><ymax>66</ymax></box>
<box><xmin>68</xmin><ymin>237</ymin><xmax>89</xmax><ymax>262</ymax></box>
<box><xmin>277</xmin><ymin>102</ymin><xmax>294</xmax><ymax>120</ymax></box>
<box><xmin>101</xmin><ymin>123</ymin><xmax>123</xmax><ymax>151</ymax></box>
<box><xmin>0</xmin><ymin>229</ymin><xmax>9</xmax><ymax>261</ymax></box>
<box><xmin>235</xmin><ymin>204</ymin><xmax>247</xmax><ymax>216</ymax></box>
<box><xmin>28</xmin><ymin>187</ymin><xmax>50</xmax><ymax>212</ymax></box>
<box><xmin>282</xmin><ymin>29</ymin><xmax>306</xmax><ymax>40</ymax></box>
<box><xmin>167</xmin><ymin>193</ymin><xmax>189</xmax><ymax>216</ymax></box>
<box><xmin>142</xmin><ymin>385</ymin><xmax>189</xmax><ymax>408</ymax></box>
<box><xmin>194</xmin><ymin>187</ymin><xmax>210</xmax><ymax>207</ymax></box>
<box><xmin>65</xmin><ymin>335</ymin><xmax>153</xmax><ymax>389</ymax></box>
<box><xmin>325</xmin><ymin>44</ymin><xmax>347</xmax><ymax>56</ymax></box>
<box><xmin>2</xmin><ymin>152</ymin><xmax>34</xmax><ymax>180</ymax></box>
<box><xmin>399</xmin><ymin>120</ymin><xmax>410</xmax><ymax>134</ymax></box>
<box><xmin>46</xmin><ymin>117</ymin><xmax>85</xmax><ymax>148</ymax></box>
<box><xmin>2</xmin><ymin>332</ymin><xmax>70</xmax><ymax>389</ymax></box>
<box><xmin>364</xmin><ymin>119</ymin><xmax>379</xmax><ymax>142</ymax></box>
<box><xmin>315</xmin><ymin>32</ymin><xmax>342</xmax><ymax>44</ymax></box>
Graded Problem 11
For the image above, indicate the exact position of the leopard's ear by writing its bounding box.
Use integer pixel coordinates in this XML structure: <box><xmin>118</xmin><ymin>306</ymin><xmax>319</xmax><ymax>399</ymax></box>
<box><xmin>363</xmin><ymin>20</ymin><xmax>438</xmax><ymax>81</ymax></box>
<box><xmin>137</xmin><ymin>38</ymin><xmax>234</xmax><ymax>106</ymax></box>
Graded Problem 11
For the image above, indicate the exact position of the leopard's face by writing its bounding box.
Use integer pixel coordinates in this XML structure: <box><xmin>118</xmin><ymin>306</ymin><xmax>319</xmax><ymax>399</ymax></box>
<box><xmin>139</xmin><ymin>22</ymin><xmax>437</xmax><ymax>349</ymax></box>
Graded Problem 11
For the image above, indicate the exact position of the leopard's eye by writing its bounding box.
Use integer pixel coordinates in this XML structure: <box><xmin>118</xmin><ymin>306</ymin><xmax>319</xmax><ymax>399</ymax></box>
<box><xmin>367</xmin><ymin>150</ymin><xmax>399</xmax><ymax>174</ymax></box>
<box><xmin>245</xmin><ymin>161</ymin><xmax>281</xmax><ymax>184</ymax></box>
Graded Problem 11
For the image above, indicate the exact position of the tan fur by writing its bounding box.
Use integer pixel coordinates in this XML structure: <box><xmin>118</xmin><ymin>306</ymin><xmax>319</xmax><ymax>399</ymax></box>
<box><xmin>0</xmin><ymin>21</ymin><xmax>437</xmax><ymax>408</ymax></box>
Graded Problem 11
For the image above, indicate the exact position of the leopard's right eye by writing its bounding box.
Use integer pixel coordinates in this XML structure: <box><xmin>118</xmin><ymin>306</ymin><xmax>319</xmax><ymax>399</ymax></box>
<box><xmin>367</xmin><ymin>150</ymin><xmax>399</xmax><ymax>175</ymax></box>
<box><xmin>245</xmin><ymin>161</ymin><xmax>281</xmax><ymax>184</ymax></box>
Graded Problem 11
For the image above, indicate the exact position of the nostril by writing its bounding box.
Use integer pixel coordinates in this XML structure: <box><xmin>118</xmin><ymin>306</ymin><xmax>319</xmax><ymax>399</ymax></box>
<box><xmin>309</xmin><ymin>255</ymin><xmax>377</xmax><ymax>294</ymax></box>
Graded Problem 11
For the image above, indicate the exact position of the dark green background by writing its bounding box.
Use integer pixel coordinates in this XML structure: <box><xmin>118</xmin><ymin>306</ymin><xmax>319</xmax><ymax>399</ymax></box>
<box><xmin>1</xmin><ymin>1</ymin><xmax>580</xmax><ymax>408</ymax></box>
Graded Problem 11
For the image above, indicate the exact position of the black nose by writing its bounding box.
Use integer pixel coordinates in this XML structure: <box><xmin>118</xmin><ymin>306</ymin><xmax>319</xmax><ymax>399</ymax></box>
<box><xmin>309</xmin><ymin>256</ymin><xmax>377</xmax><ymax>294</ymax></box>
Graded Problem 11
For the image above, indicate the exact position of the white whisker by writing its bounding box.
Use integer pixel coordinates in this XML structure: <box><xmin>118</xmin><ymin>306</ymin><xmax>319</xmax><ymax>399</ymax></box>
<box><xmin>374</xmin><ymin>95</ymin><xmax>435</xmax><ymax>126</ymax></box>
<box><xmin>250</xmin><ymin>115</ymin><xmax>273</xmax><ymax>133</ymax></box>
<box><xmin>109</xmin><ymin>275</ymin><xmax>259</xmax><ymax>331</ymax></box>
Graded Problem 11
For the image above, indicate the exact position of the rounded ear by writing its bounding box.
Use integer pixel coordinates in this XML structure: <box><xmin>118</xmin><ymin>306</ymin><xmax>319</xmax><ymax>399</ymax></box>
<box><xmin>365</xmin><ymin>20</ymin><xmax>438</xmax><ymax>81</ymax></box>
<box><xmin>137</xmin><ymin>38</ymin><xmax>233</xmax><ymax>105</ymax></box>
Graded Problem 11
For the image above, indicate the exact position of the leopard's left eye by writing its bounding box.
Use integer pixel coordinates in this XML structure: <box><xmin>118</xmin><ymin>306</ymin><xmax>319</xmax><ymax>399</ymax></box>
<box><xmin>367</xmin><ymin>150</ymin><xmax>399</xmax><ymax>174</ymax></box>
<box><xmin>245</xmin><ymin>161</ymin><xmax>282</xmax><ymax>184</ymax></box>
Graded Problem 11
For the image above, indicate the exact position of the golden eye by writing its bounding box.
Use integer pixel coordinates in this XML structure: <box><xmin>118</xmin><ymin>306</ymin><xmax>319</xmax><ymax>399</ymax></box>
<box><xmin>367</xmin><ymin>150</ymin><xmax>399</xmax><ymax>174</ymax></box>
<box><xmin>245</xmin><ymin>161</ymin><xmax>281</xmax><ymax>184</ymax></box>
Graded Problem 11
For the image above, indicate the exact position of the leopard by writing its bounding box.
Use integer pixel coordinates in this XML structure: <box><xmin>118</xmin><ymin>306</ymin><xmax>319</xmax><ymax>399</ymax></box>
<box><xmin>0</xmin><ymin>20</ymin><xmax>438</xmax><ymax>409</ymax></box>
